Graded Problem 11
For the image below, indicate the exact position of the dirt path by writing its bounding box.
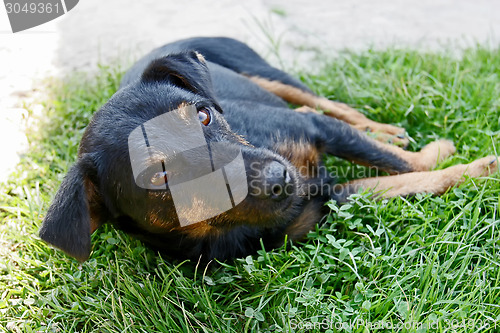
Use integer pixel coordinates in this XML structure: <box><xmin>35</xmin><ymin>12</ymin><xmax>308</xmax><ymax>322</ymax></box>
<box><xmin>1</xmin><ymin>0</ymin><xmax>499</xmax><ymax>181</ymax></box>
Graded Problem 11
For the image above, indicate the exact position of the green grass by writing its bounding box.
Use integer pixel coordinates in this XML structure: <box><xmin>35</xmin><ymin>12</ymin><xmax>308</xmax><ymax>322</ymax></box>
<box><xmin>1</xmin><ymin>47</ymin><xmax>499</xmax><ymax>332</ymax></box>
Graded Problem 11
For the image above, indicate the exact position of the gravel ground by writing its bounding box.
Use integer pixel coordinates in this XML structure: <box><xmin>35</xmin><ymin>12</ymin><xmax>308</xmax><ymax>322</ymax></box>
<box><xmin>1</xmin><ymin>0</ymin><xmax>499</xmax><ymax>181</ymax></box>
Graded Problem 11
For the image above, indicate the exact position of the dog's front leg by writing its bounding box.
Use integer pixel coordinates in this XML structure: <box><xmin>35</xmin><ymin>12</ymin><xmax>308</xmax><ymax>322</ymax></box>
<box><xmin>330</xmin><ymin>156</ymin><xmax>498</xmax><ymax>202</ymax></box>
<box><xmin>309</xmin><ymin>114</ymin><xmax>456</xmax><ymax>175</ymax></box>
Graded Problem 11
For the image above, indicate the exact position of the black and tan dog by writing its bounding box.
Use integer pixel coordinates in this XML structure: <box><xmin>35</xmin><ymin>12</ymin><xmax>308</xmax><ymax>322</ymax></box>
<box><xmin>39</xmin><ymin>37</ymin><xmax>497</xmax><ymax>263</ymax></box>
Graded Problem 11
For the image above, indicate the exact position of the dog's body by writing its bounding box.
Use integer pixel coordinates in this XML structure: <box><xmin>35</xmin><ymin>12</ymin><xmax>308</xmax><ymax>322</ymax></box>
<box><xmin>39</xmin><ymin>37</ymin><xmax>497</xmax><ymax>263</ymax></box>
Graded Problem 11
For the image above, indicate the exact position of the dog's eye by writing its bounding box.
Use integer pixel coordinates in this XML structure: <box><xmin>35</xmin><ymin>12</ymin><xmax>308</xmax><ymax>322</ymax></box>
<box><xmin>151</xmin><ymin>171</ymin><xmax>168</xmax><ymax>186</ymax></box>
<box><xmin>198</xmin><ymin>108</ymin><xmax>211</xmax><ymax>126</ymax></box>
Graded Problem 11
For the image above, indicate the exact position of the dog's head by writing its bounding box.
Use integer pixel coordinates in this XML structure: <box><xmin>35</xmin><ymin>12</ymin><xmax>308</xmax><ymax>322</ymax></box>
<box><xmin>39</xmin><ymin>51</ymin><xmax>304</xmax><ymax>261</ymax></box>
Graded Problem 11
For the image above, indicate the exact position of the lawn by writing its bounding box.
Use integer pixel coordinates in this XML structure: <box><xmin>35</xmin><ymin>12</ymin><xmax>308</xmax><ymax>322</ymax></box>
<box><xmin>0</xmin><ymin>46</ymin><xmax>499</xmax><ymax>332</ymax></box>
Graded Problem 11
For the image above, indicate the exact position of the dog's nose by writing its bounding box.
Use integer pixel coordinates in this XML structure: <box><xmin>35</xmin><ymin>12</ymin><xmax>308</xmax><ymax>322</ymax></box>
<box><xmin>263</xmin><ymin>161</ymin><xmax>291</xmax><ymax>201</ymax></box>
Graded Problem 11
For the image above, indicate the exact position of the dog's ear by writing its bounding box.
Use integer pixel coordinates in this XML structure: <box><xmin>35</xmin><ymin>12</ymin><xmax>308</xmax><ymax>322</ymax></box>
<box><xmin>39</xmin><ymin>154</ymin><xmax>105</xmax><ymax>262</ymax></box>
<box><xmin>141</xmin><ymin>51</ymin><xmax>220</xmax><ymax>104</ymax></box>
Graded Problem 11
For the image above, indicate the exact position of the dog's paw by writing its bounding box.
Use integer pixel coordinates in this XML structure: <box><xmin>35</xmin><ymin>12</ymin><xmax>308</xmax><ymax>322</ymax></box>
<box><xmin>462</xmin><ymin>155</ymin><xmax>498</xmax><ymax>178</ymax></box>
<box><xmin>356</xmin><ymin>121</ymin><xmax>409</xmax><ymax>148</ymax></box>
<box><xmin>365</xmin><ymin>130</ymin><xmax>409</xmax><ymax>148</ymax></box>
<box><xmin>411</xmin><ymin>139</ymin><xmax>456</xmax><ymax>171</ymax></box>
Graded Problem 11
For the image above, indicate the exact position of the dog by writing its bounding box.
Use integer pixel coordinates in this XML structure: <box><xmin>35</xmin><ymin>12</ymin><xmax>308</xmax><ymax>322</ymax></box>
<box><xmin>39</xmin><ymin>37</ymin><xmax>498</xmax><ymax>263</ymax></box>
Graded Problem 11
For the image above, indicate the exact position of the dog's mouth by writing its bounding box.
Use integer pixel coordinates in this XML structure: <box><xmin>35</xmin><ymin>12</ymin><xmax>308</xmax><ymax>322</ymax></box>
<box><xmin>203</xmin><ymin>150</ymin><xmax>306</xmax><ymax>228</ymax></box>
